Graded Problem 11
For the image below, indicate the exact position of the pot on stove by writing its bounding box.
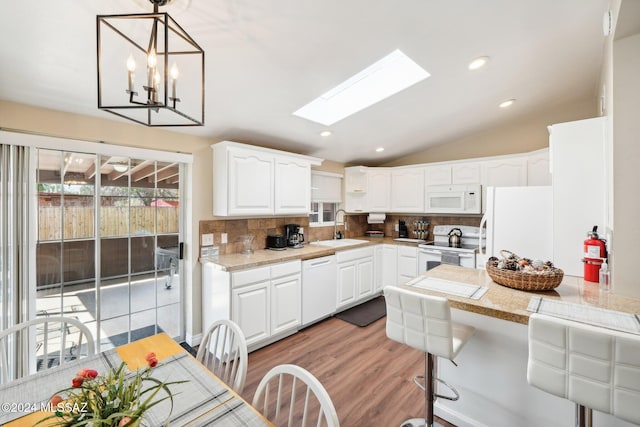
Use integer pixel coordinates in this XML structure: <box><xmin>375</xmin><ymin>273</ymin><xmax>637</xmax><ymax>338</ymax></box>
<box><xmin>448</xmin><ymin>228</ymin><xmax>462</xmax><ymax>248</ymax></box>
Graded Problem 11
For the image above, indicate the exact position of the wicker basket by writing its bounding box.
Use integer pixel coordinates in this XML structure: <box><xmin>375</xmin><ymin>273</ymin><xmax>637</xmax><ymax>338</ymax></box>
<box><xmin>486</xmin><ymin>250</ymin><xmax>564</xmax><ymax>292</ymax></box>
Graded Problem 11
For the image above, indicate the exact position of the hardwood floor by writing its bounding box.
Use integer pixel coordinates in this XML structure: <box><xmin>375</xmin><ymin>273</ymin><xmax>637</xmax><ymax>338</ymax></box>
<box><xmin>241</xmin><ymin>314</ymin><xmax>456</xmax><ymax>427</ymax></box>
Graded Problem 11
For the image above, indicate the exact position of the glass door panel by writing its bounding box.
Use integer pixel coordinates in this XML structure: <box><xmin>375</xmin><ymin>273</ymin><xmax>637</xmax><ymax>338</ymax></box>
<box><xmin>36</xmin><ymin>150</ymin><xmax>183</xmax><ymax>357</ymax></box>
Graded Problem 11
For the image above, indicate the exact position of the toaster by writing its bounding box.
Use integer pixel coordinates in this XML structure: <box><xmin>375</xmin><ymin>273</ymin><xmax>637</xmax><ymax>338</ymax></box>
<box><xmin>266</xmin><ymin>234</ymin><xmax>287</xmax><ymax>249</ymax></box>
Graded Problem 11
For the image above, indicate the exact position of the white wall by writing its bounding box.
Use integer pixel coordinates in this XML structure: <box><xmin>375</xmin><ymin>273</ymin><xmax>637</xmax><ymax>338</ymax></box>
<box><xmin>611</xmin><ymin>30</ymin><xmax>640</xmax><ymax>297</ymax></box>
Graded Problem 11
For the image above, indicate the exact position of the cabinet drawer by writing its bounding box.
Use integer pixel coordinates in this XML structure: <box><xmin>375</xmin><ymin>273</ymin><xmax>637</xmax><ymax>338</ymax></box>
<box><xmin>271</xmin><ymin>260</ymin><xmax>301</xmax><ymax>278</ymax></box>
<box><xmin>232</xmin><ymin>266</ymin><xmax>271</xmax><ymax>288</ymax></box>
<box><xmin>336</xmin><ymin>246</ymin><xmax>374</xmax><ymax>263</ymax></box>
<box><xmin>397</xmin><ymin>245</ymin><xmax>417</xmax><ymax>257</ymax></box>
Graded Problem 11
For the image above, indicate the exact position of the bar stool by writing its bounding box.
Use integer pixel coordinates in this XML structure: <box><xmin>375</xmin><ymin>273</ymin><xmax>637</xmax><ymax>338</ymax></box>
<box><xmin>384</xmin><ymin>285</ymin><xmax>475</xmax><ymax>427</ymax></box>
<box><xmin>527</xmin><ymin>313</ymin><xmax>640</xmax><ymax>427</ymax></box>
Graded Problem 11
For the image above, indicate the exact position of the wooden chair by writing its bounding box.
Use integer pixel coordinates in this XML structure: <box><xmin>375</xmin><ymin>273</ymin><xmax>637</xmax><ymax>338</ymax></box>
<box><xmin>384</xmin><ymin>285</ymin><xmax>475</xmax><ymax>427</ymax></box>
<box><xmin>0</xmin><ymin>316</ymin><xmax>95</xmax><ymax>385</ymax></box>
<box><xmin>528</xmin><ymin>313</ymin><xmax>640</xmax><ymax>427</ymax></box>
<box><xmin>252</xmin><ymin>364</ymin><xmax>340</xmax><ymax>427</ymax></box>
<box><xmin>196</xmin><ymin>319</ymin><xmax>248</xmax><ymax>394</ymax></box>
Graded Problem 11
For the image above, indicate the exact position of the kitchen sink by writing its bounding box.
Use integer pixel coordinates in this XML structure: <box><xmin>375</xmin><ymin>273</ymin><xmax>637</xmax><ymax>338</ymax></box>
<box><xmin>310</xmin><ymin>239</ymin><xmax>369</xmax><ymax>248</ymax></box>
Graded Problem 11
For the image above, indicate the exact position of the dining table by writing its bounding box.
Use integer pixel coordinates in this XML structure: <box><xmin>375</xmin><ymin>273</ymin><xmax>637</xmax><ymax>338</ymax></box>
<box><xmin>0</xmin><ymin>333</ymin><xmax>273</xmax><ymax>426</ymax></box>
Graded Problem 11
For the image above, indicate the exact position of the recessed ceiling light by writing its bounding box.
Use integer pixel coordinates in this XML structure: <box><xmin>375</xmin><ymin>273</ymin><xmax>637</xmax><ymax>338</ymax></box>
<box><xmin>293</xmin><ymin>49</ymin><xmax>430</xmax><ymax>126</ymax></box>
<box><xmin>499</xmin><ymin>99</ymin><xmax>516</xmax><ymax>108</ymax></box>
<box><xmin>468</xmin><ymin>56</ymin><xmax>489</xmax><ymax>70</ymax></box>
<box><xmin>376</xmin><ymin>147</ymin><xmax>385</xmax><ymax>153</ymax></box>
<box><xmin>320</xmin><ymin>130</ymin><xmax>332</xmax><ymax>137</ymax></box>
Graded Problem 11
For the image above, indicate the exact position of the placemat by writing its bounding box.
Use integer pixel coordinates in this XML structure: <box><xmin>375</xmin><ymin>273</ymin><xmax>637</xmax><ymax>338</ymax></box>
<box><xmin>527</xmin><ymin>296</ymin><xmax>640</xmax><ymax>335</ymax></box>
<box><xmin>408</xmin><ymin>276</ymin><xmax>488</xmax><ymax>300</ymax></box>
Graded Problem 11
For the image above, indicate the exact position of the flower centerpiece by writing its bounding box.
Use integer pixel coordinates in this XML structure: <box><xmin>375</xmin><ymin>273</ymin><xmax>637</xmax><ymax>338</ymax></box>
<box><xmin>37</xmin><ymin>352</ymin><xmax>186</xmax><ymax>427</ymax></box>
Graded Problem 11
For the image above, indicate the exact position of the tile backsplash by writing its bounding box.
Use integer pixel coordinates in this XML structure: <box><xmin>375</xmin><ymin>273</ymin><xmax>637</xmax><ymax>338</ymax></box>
<box><xmin>199</xmin><ymin>214</ymin><xmax>482</xmax><ymax>255</ymax></box>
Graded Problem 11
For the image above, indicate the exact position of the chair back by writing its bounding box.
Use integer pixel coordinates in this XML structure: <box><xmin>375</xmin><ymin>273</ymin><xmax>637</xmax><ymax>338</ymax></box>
<box><xmin>196</xmin><ymin>319</ymin><xmax>248</xmax><ymax>394</ymax></box>
<box><xmin>527</xmin><ymin>313</ymin><xmax>640</xmax><ymax>425</ymax></box>
<box><xmin>0</xmin><ymin>316</ymin><xmax>95</xmax><ymax>385</ymax></box>
<box><xmin>384</xmin><ymin>285</ymin><xmax>455</xmax><ymax>359</ymax></box>
<box><xmin>252</xmin><ymin>364</ymin><xmax>339</xmax><ymax>427</ymax></box>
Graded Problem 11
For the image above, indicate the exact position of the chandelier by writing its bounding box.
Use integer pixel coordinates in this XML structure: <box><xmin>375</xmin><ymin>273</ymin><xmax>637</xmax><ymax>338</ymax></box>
<box><xmin>97</xmin><ymin>0</ymin><xmax>204</xmax><ymax>126</ymax></box>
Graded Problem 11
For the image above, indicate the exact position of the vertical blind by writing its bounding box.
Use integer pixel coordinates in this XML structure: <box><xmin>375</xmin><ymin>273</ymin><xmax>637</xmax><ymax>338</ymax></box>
<box><xmin>0</xmin><ymin>143</ymin><xmax>31</xmax><ymax>380</ymax></box>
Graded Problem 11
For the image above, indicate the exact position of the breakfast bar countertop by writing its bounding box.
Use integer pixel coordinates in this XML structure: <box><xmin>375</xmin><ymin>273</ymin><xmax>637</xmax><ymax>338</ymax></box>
<box><xmin>400</xmin><ymin>264</ymin><xmax>640</xmax><ymax>325</ymax></box>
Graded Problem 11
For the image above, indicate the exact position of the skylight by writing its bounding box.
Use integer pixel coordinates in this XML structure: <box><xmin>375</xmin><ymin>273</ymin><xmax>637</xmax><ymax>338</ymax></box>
<box><xmin>293</xmin><ymin>49</ymin><xmax>430</xmax><ymax>126</ymax></box>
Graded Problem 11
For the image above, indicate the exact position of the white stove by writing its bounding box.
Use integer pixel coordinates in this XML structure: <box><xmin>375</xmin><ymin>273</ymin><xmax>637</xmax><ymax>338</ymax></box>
<box><xmin>418</xmin><ymin>225</ymin><xmax>484</xmax><ymax>272</ymax></box>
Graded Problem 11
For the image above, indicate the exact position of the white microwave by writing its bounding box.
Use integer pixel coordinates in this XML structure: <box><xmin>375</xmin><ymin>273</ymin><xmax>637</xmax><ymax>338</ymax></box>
<box><xmin>425</xmin><ymin>184</ymin><xmax>482</xmax><ymax>214</ymax></box>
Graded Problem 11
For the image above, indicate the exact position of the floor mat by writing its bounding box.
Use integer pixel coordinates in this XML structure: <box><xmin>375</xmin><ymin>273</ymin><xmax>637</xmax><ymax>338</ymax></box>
<box><xmin>334</xmin><ymin>296</ymin><xmax>386</xmax><ymax>327</ymax></box>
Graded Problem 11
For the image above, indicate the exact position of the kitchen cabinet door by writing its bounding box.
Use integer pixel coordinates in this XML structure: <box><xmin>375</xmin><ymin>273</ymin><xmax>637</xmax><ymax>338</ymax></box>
<box><xmin>271</xmin><ymin>273</ymin><xmax>301</xmax><ymax>335</ymax></box>
<box><xmin>391</xmin><ymin>168</ymin><xmax>425</xmax><ymax>212</ymax></box>
<box><xmin>397</xmin><ymin>246</ymin><xmax>418</xmax><ymax>285</ymax></box>
<box><xmin>232</xmin><ymin>281</ymin><xmax>270</xmax><ymax>347</ymax></box>
<box><xmin>527</xmin><ymin>149</ymin><xmax>551</xmax><ymax>186</ymax></box>
<box><xmin>274</xmin><ymin>157</ymin><xmax>311</xmax><ymax>214</ymax></box>
<box><xmin>367</xmin><ymin>169</ymin><xmax>391</xmax><ymax>212</ymax></box>
<box><xmin>424</xmin><ymin>165</ymin><xmax>452</xmax><ymax>186</ymax></box>
<box><xmin>452</xmin><ymin>163</ymin><xmax>481</xmax><ymax>184</ymax></box>
<box><xmin>227</xmin><ymin>148</ymin><xmax>274</xmax><ymax>215</ymax></box>
<box><xmin>336</xmin><ymin>261</ymin><xmax>357</xmax><ymax>309</ymax></box>
<box><xmin>480</xmin><ymin>157</ymin><xmax>527</xmax><ymax>212</ymax></box>
<box><xmin>382</xmin><ymin>244</ymin><xmax>398</xmax><ymax>288</ymax></box>
<box><xmin>357</xmin><ymin>257</ymin><xmax>374</xmax><ymax>299</ymax></box>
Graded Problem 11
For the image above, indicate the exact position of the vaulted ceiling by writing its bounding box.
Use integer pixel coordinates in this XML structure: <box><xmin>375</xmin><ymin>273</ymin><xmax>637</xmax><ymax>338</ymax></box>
<box><xmin>0</xmin><ymin>0</ymin><xmax>610</xmax><ymax>164</ymax></box>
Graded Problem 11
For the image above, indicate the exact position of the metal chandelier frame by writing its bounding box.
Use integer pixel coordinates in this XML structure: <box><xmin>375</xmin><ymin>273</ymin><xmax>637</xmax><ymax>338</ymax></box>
<box><xmin>96</xmin><ymin>0</ymin><xmax>205</xmax><ymax>126</ymax></box>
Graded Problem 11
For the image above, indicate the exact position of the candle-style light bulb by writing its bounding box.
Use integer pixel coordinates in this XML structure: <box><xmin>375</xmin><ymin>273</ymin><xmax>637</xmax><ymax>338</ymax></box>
<box><xmin>146</xmin><ymin>49</ymin><xmax>157</xmax><ymax>89</ymax></box>
<box><xmin>153</xmin><ymin>70</ymin><xmax>160</xmax><ymax>102</ymax></box>
<box><xmin>126</xmin><ymin>54</ymin><xmax>136</xmax><ymax>92</ymax></box>
<box><xmin>170</xmin><ymin>63</ymin><xmax>179</xmax><ymax>99</ymax></box>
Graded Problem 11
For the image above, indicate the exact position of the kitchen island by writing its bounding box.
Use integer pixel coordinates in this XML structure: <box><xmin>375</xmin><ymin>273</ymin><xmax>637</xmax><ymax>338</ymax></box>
<box><xmin>403</xmin><ymin>265</ymin><xmax>640</xmax><ymax>427</ymax></box>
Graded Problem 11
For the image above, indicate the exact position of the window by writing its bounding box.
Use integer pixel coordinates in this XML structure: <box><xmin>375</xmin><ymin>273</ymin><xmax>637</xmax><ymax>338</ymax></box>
<box><xmin>309</xmin><ymin>171</ymin><xmax>342</xmax><ymax>227</ymax></box>
<box><xmin>310</xmin><ymin>202</ymin><xmax>338</xmax><ymax>226</ymax></box>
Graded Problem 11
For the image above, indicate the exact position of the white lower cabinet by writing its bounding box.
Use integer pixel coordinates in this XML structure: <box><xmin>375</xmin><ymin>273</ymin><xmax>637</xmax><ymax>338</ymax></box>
<box><xmin>232</xmin><ymin>281</ymin><xmax>270</xmax><ymax>345</ymax></box>
<box><xmin>375</xmin><ymin>244</ymin><xmax>397</xmax><ymax>291</ymax></box>
<box><xmin>336</xmin><ymin>246</ymin><xmax>375</xmax><ymax>310</ymax></box>
<box><xmin>270</xmin><ymin>273</ymin><xmax>301</xmax><ymax>335</ymax></box>
<box><xmin>203</xmin><ymin>260</ymin><xmax>301</xmax><ymax>352</ymax></box>
<box><xmin>397</xmin><ymin>246</ymin><xmax>418</xmax><ymax>284</ymax></box>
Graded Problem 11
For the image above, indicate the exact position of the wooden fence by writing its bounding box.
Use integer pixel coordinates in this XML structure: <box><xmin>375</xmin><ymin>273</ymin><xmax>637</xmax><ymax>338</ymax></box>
<box><xmin>39</xmin><ymin>206</ymin><xmax>179</xmax><ymax>240</ymax></box>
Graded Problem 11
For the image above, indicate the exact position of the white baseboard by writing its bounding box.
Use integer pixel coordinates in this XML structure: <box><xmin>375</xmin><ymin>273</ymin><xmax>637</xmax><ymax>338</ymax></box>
<box><xmin>186</xmin><ymin>333</ymin><xmax>202</xmax><ymax>347</ymax></box>
<box><xmin>435</xmin><ymin>402</ymin><xmax>488</xmax><ymax>427</ymax></box>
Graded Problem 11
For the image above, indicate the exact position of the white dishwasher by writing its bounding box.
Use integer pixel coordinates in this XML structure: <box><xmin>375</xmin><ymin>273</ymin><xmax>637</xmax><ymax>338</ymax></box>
<box><xmin>302</xmin><ymin>255</ymin><xmax>337</xmax><ymax>326</ymax></box>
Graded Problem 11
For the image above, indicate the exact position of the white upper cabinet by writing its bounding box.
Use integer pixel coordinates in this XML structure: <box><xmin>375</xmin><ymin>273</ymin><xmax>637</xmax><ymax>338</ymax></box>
<box><xmin>480</xmin><ymin>157</ymin><xmax>528</xmax><ymax>212</ymax></box>
<box><xmin>274</xmin><ymin>156</ymin><xmax>311</xmax><ymax>214</ymax></box>
<box><xmin>424</xmin><ymin>165</ymin><xmax>452</xmax><ymax>185</ymax></box>
<box><xmin>367</xmin><ymin>168</ymin><xmax>391</xmax><ymax>212</ymax></box>
<box><xmin>526</xmin><ymin>149</ymin><xmax>551</xmax><ymax>186</ymax></box>
<box><xmin>391</xmin><ymin>167</ymin><xmax>425</xmax><ymax>212</ymax></box>
<box><xmin>212</xmin><ymin>141</ymin><xmax>322</xmax><ymax>216</ymax></box>
<box><xmin>425</xmin><ymin>163</ymin><xmax>480</xmax><ymax>186</ymax></box>
<box><xmin>452</xmin><ymin>163</ymin><xmax>481</xmax><ymax>184</ymax></box>
<box><xmin>344</xmin><ymin>166</ymin><xmax>368</xmax><ymax>213</ymax></box>
<box><xmin>226</xmin><ymin>147</ymin><xmax>274</xmax><ymax>216</ymax></box>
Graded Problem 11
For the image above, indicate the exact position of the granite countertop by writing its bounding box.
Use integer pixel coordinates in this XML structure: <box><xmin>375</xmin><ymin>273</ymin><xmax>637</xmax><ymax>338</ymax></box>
<box><xmin>201</xmin><ymin>236</ymin><xmax>422</xmax><ymax>271</ymax></box>
<box><xmin>400</xmin><ymin>264</ymin><xmax>640</xmax><ymax>325</ymax></box>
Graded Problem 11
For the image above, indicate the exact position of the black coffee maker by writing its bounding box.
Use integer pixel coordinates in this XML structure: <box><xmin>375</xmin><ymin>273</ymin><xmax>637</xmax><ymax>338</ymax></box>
<box><xmin>398</xmin><ymin>220</ymin><xmax>408</xmax><ymax>238</ymax></box>
<box><xmin>284</xmin><ymin>224</ymin><xmax>304</xmax><ymax>248</ymax></box>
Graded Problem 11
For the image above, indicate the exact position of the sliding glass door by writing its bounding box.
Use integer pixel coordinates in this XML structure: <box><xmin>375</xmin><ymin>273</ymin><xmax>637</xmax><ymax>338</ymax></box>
<box><xmin>35</xmin><ymin>149</ymin><xmax>183</xmax><ymax>360</ymax></box>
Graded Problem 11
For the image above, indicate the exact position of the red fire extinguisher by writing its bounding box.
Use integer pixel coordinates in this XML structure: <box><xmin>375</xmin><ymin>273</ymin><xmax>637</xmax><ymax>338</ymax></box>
<box><xmin>583</xmin><ymin>225</ymin><xmax>607</xmax><ymax>282</ymax></box>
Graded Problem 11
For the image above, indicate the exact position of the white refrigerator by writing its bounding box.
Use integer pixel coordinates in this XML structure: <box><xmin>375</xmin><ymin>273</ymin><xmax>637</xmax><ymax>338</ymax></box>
<box><xmin>478</xmin><ymin>186</ymin><xmax>553</xmax><ymax>268</ymax></box>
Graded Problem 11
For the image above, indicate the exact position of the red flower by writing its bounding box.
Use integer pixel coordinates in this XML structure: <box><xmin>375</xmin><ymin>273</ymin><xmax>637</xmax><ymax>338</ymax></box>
<box><xmin>145</xmin><ymin>352</ymin><xmax>158</xmax><ymax>368</ymax></box>
<box><xmin>76</xmin><ymin>368</ymin><xmax>98</xmax><ymax>379</ymax></box>
<box><xmin>72</xmin><ymin>376</ymin><xmax>84</xmax><ymax>388</ymax></box>
<box><xmin>118</xmin><ymin>416</ymin><xmax>132</xmax><ymax>427</ymax></box>
<box><xmin>50</xmin><ymin>395</ymin><xmax>63</xmax><ymax>406</ymax></box>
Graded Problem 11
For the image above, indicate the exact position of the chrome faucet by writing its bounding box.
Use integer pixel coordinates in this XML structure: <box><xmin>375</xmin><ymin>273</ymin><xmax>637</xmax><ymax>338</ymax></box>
<box><xmin>334</xmin><ymin>208</ymin><xmax>348</xmax><ymax>239</ymax></box>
